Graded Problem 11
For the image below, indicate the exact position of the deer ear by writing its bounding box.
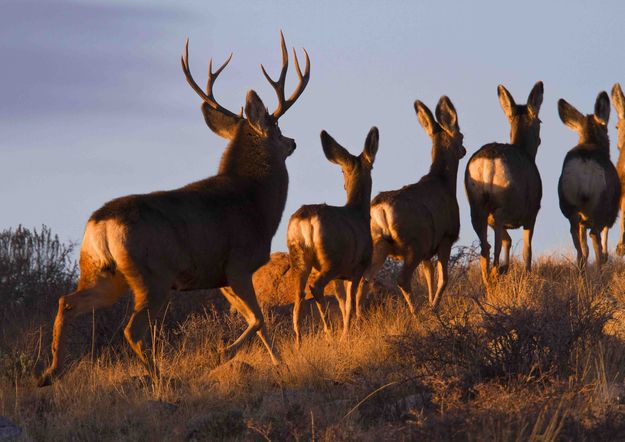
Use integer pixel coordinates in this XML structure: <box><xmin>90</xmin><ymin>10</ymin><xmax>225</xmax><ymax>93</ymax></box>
<box><xmin>201</xmin><ymin>102</ymin><xmax>241</xmax><ymax>140</ymax></box>
<box><xmin>414</xmin><ymin>100</ymin><xmax>438</xmax><ymax>137</ymax></box>
<box><xmin>497</xmin><ymin>84</ymin><xmax>517</xmax><ymax>120</ymax></box>
<box><xmin>558</xmin><ymin>99</ymin><xmax>584</xmax><ymax>132</ymax></box>
<box><xmin>320</xmin><ymin>131</ymin><xmax>354</xmax><ymax>166</ymax></box>
<box><xmin>594</xmin><ymin>91</ymin><xmax>610</xmax><ymax>125</ymax></box>
<box><xmin>612</xmin><ymin>83</ymin><xmax>625</xmax><ymax>120</ymax></box>
<box><xmin>527</xmin><ymin>81</ymin><xmax>544</xmax><ymax>118</ymax></box>
<box><xmin>435</xmin><ymin>96</ymin><xmax>459</xmax><ymax>134</ymax></box>
<box><xmin>362</xmin><ymin>126</ymin><xmax>379</xmax><ymax>166</ymax></box>
<box><xmin>245</xmin><ymin>90</ymin><xmax>272</xmax><ymax>135</ymax></box>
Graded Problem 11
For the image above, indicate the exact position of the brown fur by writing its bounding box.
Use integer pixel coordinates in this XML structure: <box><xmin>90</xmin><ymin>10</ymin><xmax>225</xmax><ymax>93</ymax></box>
<box><xmin>611</xmin><ymin>83</ymin><xmax>625</xmax><ymax>256</ymax></box>
<box><xmin>287</xmin><ymin>128</ymin><xmax>379</xmax><ymax>345</ymax></box>
<box><xmin>357</xmin><ymin>96</ymin><xmax>466</xmax><ymax>314</ymax></box>
<box><xmin>464</xmin><ymin>82</ymin><xmax>544</xmax><ymax>286</ymax></box>
<box><xmin>39</xmin><ymin>34</ymin><xmax>310</xmax><ymax>386</ymax></box>
<box><xmin>557</xmin><ymin>91</ymin><xmax>620</xmax><ymax>268</ymax></box>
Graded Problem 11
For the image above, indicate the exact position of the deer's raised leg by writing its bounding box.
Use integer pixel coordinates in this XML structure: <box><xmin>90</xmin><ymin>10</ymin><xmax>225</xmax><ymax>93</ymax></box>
<box><xmin>39</xmin><ymin>272</ymin><xmax>128</xmax><ymax>387</ymax></box>
<box><xmin>397</xmin><ymin>252</ymin><xmax>419</xmax><ymax>317</ymax></box>
<box><xmin>356</xmin><ymin>239</ymin><xmax>390</xmax><ymax>319</ymax></box>
<box><xmin>431</xmin><ymin>239</ymin><xmax>452</xmax><ymax>311</ymax></box>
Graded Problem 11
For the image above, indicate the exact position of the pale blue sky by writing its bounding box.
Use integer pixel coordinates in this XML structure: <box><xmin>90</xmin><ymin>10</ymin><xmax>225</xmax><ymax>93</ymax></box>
<box><xmin>2</xmin><ymin>1</ymin><xmax>625</xmax><ymax>258</ymax></box>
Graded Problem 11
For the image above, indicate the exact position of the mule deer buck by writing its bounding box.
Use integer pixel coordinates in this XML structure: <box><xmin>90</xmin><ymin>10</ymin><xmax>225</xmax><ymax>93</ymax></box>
<box><xmin>465</xmin><ymin>82</ymin><xmax>543</xmax><ymax>286</ymax></box>
<box><xmin>288</xmin><ymin>127</ymin><xmax>379</xmax><ymax>345</ymax></box>
<box><xmin>38</xmin><ymin>32</ymin><xmax>310</xmax><ymax>386</ymax></box>
<box><xmin>355</xmin><ymin>96</ymin><xmax>466</xmax><ymax>315</ymax></box>
<box><xmin>558</xmin><ymin>91</ymin><xmax>620</xmax><ymax>268</ymax></box>
<box><xmin>612</xmin><ymin>83</ymin><xmax>625</xmax><ymax>256</ymax></box>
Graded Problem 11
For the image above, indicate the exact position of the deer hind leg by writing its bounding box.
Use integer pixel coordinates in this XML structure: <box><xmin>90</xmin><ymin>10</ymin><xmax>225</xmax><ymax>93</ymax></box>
<box><xmin>39</xmin><ymin>272</ymin><xmax>128</xmax><ymax>386</ymax></box>
<box><xmin>397</xmin><ymin>252</ymin><xmax>419</xmax><ymax>317</ymax></box>
<box><xmin>333</xmin><ymin>280</ymin><xmax>347</xmax><ymax>325</ymax></box>
<box><xmin>221</xmin><ymin>272</ymin><xmax>280</xmax><ymax>365</ymax></box>
<box><xmin>431</xmin><ymin>239</ymin><xmax>453</xmax><ymax>311</ymax></box>
<box><xmin>341</xmin><ymin>274</ymin><xmax>363</xmax><ymax>340</ymax></box>
<box><xmin>123</xmin><ymin>277</ymin><xmax>171</xmax><ymax>378</ymax></box>
<box><xmin>289</xmin><ymin>264</ymin><xmax>312</xmax><ymax>348</ymax></box>
<box><xmin>601</xmin><ymin>226</ymin><xmax>609</xmax><ymax>264</ymax></box>
<box><xmin>578</xmin><ymin>224</ymin><xmax>589</xmax><ymax>269</ymax></box>
<box><xmin>470</xmin><ymin>207</ymin><xmax>491</xmax><ymax>287</ymax></box>
<box><xmin>617</xmin><ymin>198</ymin><xmax>625</xmax><ymax>256</ymax></box>
<box><xmin>499</xmin><ymin>229</ymin><xmax>512</xmax><ymax>274</ymax></box>
<box><xmin>356</xmin><ymin>238</ymin><xmax>391</xmax><ymax>319</ymax></box>
<box><xmin>491</xmin><ymin>212</ymin><xmax>506</xmax><ymax>280</ymax></box>
<box><xmin>522</xmin><ymin>224</ymin><xmax>535</xmax><ymax>273</ymax></box>
<box><xmin>569</xmin><ymin>217</ymin><xmax>585</xmax><ymax>270</ymax></box>
<box><xmin>420</xmin><ymin>260</ymin><xmax>435</xmax><ymax>305</ymax></box>
<box><xmin>589</xmin><ymin>228</ymin><xmax>605</xmax><ymax>268</ymax></box>
<box><xmin>308</xmin><ymin>270</ymin><xmax>334</xmax><ymax>339</ymax></box>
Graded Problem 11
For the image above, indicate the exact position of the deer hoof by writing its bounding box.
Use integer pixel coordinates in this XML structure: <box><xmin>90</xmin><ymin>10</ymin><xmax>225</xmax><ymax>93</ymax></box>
<box><xmin>617</xmin><ymin>244</ymin><xmax>625</xmax><ymax>257</ymax></box>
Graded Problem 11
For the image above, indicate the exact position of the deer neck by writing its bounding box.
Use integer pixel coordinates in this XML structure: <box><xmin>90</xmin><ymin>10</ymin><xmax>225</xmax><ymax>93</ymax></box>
<box><xmin>577</xmin><ymin>131</ymin><xmax>611</xmax><ymax>158</ymax></box>
<box><xmin>428</xmin><ymin>144</ymin><xmax>459</xmax><ymax>195</ymax></box>
<box><xmin>345</xmin><ymin>181</ymin><xmax>372</xmax><ymax>219</ymax></box>
<box><xmin>218</xmin><ymin>132</ymin><xmax>289</xmax><ymax>237</ymax></box>
<box><xmin>510</xmin><ymin>130</ymin><xmax>539</xmax><ymax>160</ymax></box>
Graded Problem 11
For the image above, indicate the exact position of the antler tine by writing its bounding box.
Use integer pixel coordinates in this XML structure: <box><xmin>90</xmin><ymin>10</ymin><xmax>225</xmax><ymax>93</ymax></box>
<box><xmin>181</xmin><ymin>38</ymin><xmax>239</xmax><ymax>119</ymax></box>
<box><xmin>261</xmin><ymin>32</ymin><xmax>310</xmax><ymax>119</ymax></box>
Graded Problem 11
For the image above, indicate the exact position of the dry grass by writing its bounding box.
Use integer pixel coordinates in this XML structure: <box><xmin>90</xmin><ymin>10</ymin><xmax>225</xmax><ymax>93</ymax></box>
<box><xmin>3</xmin><ymin>229</ymin><xmax>625</xmax><ymax>440</ymax></box>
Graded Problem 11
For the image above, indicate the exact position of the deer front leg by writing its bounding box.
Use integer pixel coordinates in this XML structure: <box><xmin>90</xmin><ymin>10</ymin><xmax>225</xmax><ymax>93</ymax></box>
<box><xmin>221</xmin><ymin>272</ymin><xmax>280</xmax><ymax>365</ymax></box>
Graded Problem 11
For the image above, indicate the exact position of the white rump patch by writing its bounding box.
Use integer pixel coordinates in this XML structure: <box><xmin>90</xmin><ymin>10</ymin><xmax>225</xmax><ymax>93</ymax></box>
<box><xmin>81</xmin><ymin>220</ymin><xmax>126</xmax><ymax>268</ymax></box>
<box><xmin>288</xmin><ymin>217</ymin><xmax>317</xmax><ymax>249</ymax></box>
<box><xmin>370</xmin><ymin>204</ymin><xmax>392</xmax><ymax>239</ymax></box>
<box><xmin>466</xmin><ymin>158</ymin><xmax>512</xmax><ymax>197</ymax></box>
<box><xmin>560</xmin><ymin>157</ymin><xmax>607</xmax><ymax>209</ymax></box>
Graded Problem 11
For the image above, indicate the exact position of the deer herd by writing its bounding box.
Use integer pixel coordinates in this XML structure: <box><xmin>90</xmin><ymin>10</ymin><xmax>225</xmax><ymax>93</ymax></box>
<box><xmin>36</xmin><ymin>34</ymin><xmax>625</xmax><ymax>386</ymax></box>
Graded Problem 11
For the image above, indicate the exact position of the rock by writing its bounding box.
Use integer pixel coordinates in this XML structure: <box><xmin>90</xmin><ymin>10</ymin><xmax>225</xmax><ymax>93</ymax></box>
<box><xmin>0</xmin><ymin>416</ymin><xmax>21</xmax><ymax>440</ymax></box>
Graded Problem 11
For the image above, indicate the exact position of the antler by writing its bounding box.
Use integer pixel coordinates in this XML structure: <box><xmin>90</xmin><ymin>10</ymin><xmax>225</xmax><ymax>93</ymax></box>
<box><xmin>181</xmin><ymin>39</ymin><xmax>241</xmax><ymax>119</ymax></box>
<box><xmin>260</xmin><ymin>31</ymin><xmax>310</xmax><ymax>120</ymax></box>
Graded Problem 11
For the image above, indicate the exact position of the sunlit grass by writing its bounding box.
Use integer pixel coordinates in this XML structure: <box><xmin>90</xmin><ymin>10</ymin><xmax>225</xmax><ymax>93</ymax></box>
<box><xmin>3</xmin><ymin>250</ymin><xmax>625</xmax><ymax>440</ymax></box>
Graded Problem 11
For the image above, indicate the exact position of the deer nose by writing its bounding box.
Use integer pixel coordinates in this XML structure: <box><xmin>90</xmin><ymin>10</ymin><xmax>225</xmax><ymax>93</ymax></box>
<box><xmin>288</xmin><ymin>139</ymin><xmax>296</xmax><ymax>155</ymax></box>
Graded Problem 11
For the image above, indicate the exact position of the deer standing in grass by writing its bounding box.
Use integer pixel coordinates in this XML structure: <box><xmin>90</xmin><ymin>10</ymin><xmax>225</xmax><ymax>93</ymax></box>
<box><xmin>38</xmin><ymin>33</ymin><xmax>310</xmax><ymax>386</ymax></box>
<box><xmin>288</xmin><ymin>128</ymin><xmax>379</xmax><ymax>345</ymax></box>
<box><xmin>355</xmin><ymin>97</ymin><xmax>466</xmax><ymax>316</ymax></box>
<box><xmin>558</xmin><ymin>92</ymin><xmax>620</xmax><ymax>268</ymax></box>
<box><xmin>611</xmin><ymin>83</ymin><xmax>625</xmax><ymax>256</ymax></box>
<box><xmin>465</xmin><ymin>82</ymin><xmax>543</xmax><ymax>286</ymax></box>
